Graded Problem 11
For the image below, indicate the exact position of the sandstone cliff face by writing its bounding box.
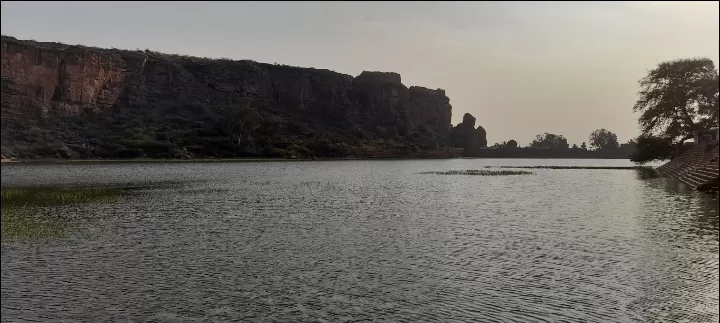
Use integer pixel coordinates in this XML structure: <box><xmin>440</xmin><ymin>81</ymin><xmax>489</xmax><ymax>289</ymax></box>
<box><xmin>1</xmin><ymin>38</ymin><xmax>134</xmax><ymax>117</ymax></box>
<box><xmin>1</xmin><ymin>36</ymin><xmax>452</xmax><ymax>151</ymax></box>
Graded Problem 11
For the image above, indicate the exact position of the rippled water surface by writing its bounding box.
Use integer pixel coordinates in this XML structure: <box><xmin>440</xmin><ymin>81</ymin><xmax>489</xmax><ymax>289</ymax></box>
<box><xmin>2</xmin><ymin>159</ymin><xmax>718</xmax><ymax>323</ymax></box>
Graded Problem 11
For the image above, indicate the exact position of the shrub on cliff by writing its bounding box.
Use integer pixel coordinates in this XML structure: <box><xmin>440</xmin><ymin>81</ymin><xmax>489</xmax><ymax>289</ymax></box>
<box><xmin>309</xmin><ymin>139</ymin><xmax>351</xmax><ymax>157</ymax></box>
<box><xmin>121</xmin><ymin>139</ymin><xmax>176</xmax><ymax>158</ymax></box>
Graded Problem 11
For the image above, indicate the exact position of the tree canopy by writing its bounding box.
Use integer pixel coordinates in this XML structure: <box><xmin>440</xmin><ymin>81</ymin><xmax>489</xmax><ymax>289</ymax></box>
<box><xmin>633</xmin><ymin>58</ymin><xmax>719</xmax><ymax>144</ymax></box>
<box><xmin>631</xmin><ymin>58</ymin><xmax>719</xmax><ymax>164</ymax></box>
<box><xmin>630</xmin><ymin>134</ymin><xmax>675</xmax><ymax>164</ymax></box>
<box><xmin>529</xmin><ymin>133</ymin><xmax>569</xmax><ymax>149</ymax></box>
<box><xmin>217</xmin><ymin>102</ymin><xmax>262</xmax><ymax>145</ymax></box>
<box><xmin>589</xmin><ymin>128</ymin><xmax>619</xmax><ymax>150</ymax></box>
<box><xmin>491</xmin><ymin>140</ymin><xmax>518</xmax><ymax>148</ymax></box>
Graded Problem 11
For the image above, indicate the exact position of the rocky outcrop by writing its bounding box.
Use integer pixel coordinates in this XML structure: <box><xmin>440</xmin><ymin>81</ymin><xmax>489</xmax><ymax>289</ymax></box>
<box><xmin>1</xmin><ymin>36</ymin><xmax>452</xmax><ymax>152</ymax></box>
<box><xmin>449</xmin><ymin>113</ymin><xmax>487</xmax><ymax>155</ymax></box>
<box><xmin>450</xmin><ymin>113</ymin><xmax>475</xmax><ymax>148</ymax></box>
<box><xmin>472</xmin><ymin>126</ymin><xmax>488</xmax><ymax>149</ymax></box>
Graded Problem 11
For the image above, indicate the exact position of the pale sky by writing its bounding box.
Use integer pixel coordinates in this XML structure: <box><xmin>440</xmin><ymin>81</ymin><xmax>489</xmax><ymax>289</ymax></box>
<box><xmin>2</xmin><ymin>1</ymin><xmax>718</xmax><ymax>146</ymax></box>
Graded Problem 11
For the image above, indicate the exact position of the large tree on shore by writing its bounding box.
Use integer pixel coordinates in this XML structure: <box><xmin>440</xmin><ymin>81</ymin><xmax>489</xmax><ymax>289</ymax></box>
<box><xmin>634</xmin><ymin>58</ymin><xmax>719</xmax><ymax>145</ymax></box>
<box><xmin>631</xmin><ymin>58</ymin><xmax>719</xmax><ymax>164</ymax></box>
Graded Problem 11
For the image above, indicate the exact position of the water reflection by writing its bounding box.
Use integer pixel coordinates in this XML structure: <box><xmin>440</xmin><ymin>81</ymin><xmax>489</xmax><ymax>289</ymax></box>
<box><xmin>630</xmin><ymin>175</ymin><xmax>719</xmax><ymax>322</ymax></box>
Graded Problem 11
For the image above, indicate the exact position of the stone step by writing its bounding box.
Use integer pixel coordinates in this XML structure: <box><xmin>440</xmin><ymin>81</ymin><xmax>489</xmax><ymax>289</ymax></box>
<box><xmin>695</xmin><ymin>170</ymin><xmax>718</xmax><ymax>178</ymax></box>
<box><xmin>687</xmin><ymin>166</ymin><xmax>712</xmax><ymax>174</ymax></box>
<box><xmin>680</xmin><ymin>172</ymin><xmax>716</xmax><ymax>187</ymax></box>
<box><xmin>697</xmin><ymin>167</ymin><xmax>719</xmax><ymax>173</ymax></box>
<box><xmin>681</xmin><ymin>174</ymin><xmax>706</xmax><ymax>186</ymax></box>
<box><xmin>657</xmin><ymin>143</ymin><xmax>720</xmax><ymax>190</ymax></box>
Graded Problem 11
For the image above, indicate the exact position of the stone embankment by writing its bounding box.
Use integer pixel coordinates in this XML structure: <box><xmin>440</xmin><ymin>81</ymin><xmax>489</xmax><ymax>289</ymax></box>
<box><xmin>657</xmin><ymin>142</ymin><xmax>719</xmax><ymax>193</ymax></box>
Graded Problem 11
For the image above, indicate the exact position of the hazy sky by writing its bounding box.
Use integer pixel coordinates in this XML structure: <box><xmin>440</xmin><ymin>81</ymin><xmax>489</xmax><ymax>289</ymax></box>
<box><xmin>2</xmin><ymin>1</ymin><xmax>718</xmax><ymax>146</ymax></box>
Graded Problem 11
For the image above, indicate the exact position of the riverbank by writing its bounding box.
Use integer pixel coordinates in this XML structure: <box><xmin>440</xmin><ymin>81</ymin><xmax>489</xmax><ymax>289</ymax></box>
<box><xmin>1</xmin><ymin>155</ymin><xmax>646</xmax><ymax>165</ymax></box>
<box><xmin>0</xmin><ymin>155</ymin><xmax>466</xmax><ymax>164</ymax></box>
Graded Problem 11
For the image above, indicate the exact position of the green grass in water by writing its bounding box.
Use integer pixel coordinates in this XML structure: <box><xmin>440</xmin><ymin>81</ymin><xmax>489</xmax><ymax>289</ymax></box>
<box><xmin>420</xmin><ymin>170</ymin><xmax>534</xmax><ymax>176</ymax></box>
<box><xmin>1</xmin><ymin>187</ymin><xmax>125</xmax><ymax>208</ymax></box>
<box><xmin>1</xmin><ymin>187</ymin><xmax>126</xmax><ymax>240</ymax></box>
<box><xmin>1</xmin><ymin>207</ymin><xmax>66</xmax><ymax>240</ymax></box>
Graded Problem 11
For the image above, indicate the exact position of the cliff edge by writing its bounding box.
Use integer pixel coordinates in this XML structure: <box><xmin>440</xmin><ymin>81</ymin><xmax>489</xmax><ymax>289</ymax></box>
<box><xmin>1</xmin><ymin>35</ymin><xmax>456</xmax><ymax>159</ymax></box>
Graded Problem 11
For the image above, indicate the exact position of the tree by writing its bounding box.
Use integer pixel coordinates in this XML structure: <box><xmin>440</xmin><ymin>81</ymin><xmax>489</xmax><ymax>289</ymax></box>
<box><xmin>581</xmin><ymin>142</ymin><xmax>587</xmax><ymax>150</ymax></box>
<box><xmin>491</xmin><ymin>139</ymin><xmax>518</xmax><ymax>148</ymax></box>
<box><xmin>630</xmin><ymin>134</ymin><xmax>674</xmax><ymax>164</ymax></box>
<box><xmin>491</xmin><ymin>141</ymin><xmax>507</xmax><ymax>148</ymax></box>
<box><xmin>634</xmin><ymin>58</ymin><xmax>719</xmax><ymax>146</ymax></box>
<box><xmin>217</xmin><ymin>102</ymin><xmax>261</xmax><ymax>145</ymax></box>
<box><xmin>529</xmin><ymin>133</ymin><xmax>569</xmax><ymax>149</ymax></box>
<box><xmin>260</xmin><ymin>114</ymin><xmax>284</xmax><ymax>138</ymax></box>
<box><xmin>589</xmin><ymin>128</ymin><xmax>619</xmax><ymax>150</ymax></box>
<box><xmin>572</xmin><ymin>144</ymin><xmax>578</xmax><ymax>149</ymax></box>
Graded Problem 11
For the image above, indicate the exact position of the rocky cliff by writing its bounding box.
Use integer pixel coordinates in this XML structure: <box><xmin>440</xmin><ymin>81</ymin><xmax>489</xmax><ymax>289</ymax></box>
<box><xmin>449</xmin><ymin>113</ymin><xmax>487</xmax><ymax>153</ymax></box>
<box><xmin>1</xmin><ymin>36</ymin><xmax>459</xmax><ymax>159</ymax></box>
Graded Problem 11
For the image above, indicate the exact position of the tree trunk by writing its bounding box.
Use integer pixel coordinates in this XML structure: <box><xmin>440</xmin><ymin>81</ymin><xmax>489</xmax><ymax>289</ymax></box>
<box><xmin>235</xmin><ymin>125</ymin><xmax>244</xmax><ymax>146</ymax></box>
<box><xmin>673</xmin><ymin>133</ymin><xmax>695</xmax><ymax>158</ymax></box>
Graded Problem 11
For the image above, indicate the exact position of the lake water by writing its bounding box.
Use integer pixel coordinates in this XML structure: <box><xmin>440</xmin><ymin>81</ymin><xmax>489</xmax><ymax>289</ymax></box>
<box><xmin>1</xmin><ymin>159</ymin><xmax>718</xmax><ymax>323</ymax></box>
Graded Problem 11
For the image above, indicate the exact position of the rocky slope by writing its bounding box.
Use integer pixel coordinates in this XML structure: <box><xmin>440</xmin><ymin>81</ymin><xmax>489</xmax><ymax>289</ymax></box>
<box><xmin>1</xmin><ymin>35</ymin><xmax>486</xmax><ymax>159</ymax></box>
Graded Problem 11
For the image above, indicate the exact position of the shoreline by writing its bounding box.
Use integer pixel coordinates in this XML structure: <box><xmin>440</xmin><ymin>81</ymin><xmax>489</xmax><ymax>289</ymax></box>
<box><xmin>1</xmin><ymin>156</ymin><xmax>636</xmax><ymax>165</ymax></box>
<box><xmin>0</xmin><ymin>156</ymin><xmax>459</xmax><ymax>164</ymax></box>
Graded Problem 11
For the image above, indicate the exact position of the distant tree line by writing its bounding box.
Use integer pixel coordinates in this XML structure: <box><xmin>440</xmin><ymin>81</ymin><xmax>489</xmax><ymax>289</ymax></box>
<box><xmin>489</xmin><ymin>57</ymin><xmax>718</xmax><ymax>163</ymax></box>
<box><xmin>492</xmin><ymin>129</ymin><xmax>626</xmax><ymax>152</ymax></box>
